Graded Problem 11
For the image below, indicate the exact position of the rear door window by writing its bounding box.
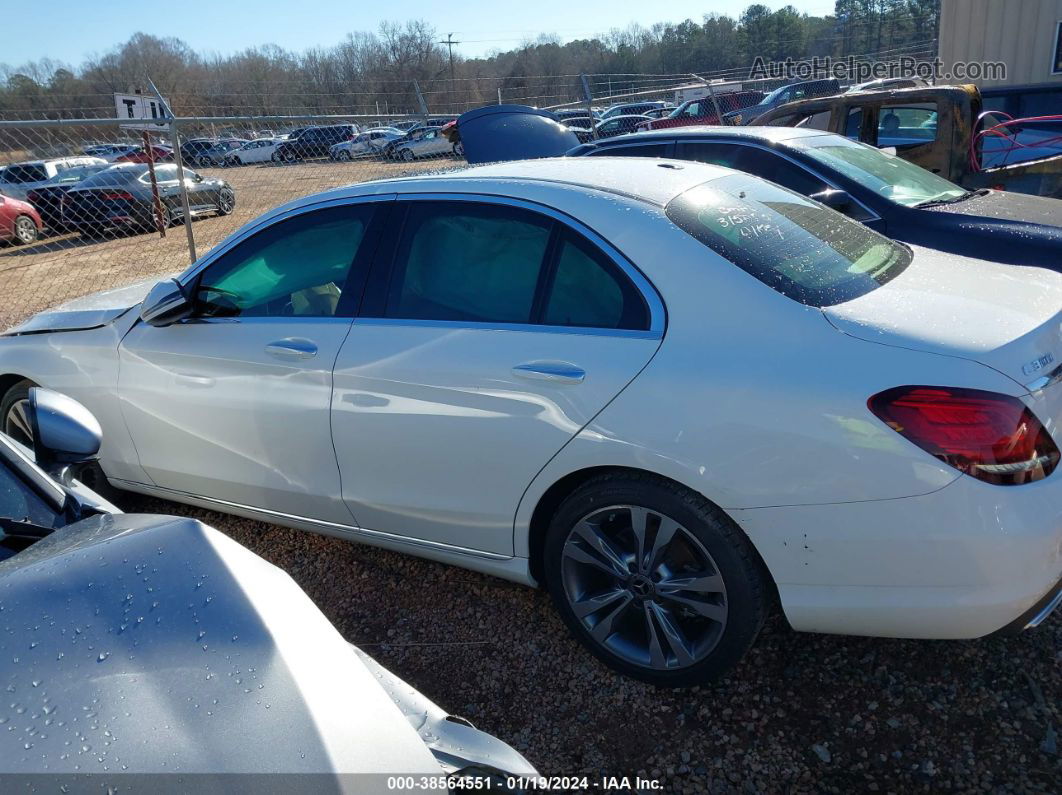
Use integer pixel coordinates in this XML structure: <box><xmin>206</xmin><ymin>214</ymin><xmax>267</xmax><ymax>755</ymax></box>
<box><xmin>385</xmin><ymin>202</ymin><xmax>552</xmax><ymax>323</ymax></box>
<box><xmin>665</xmin><ymin>174</ymin><xmax>910</xmax><ymax>307</ymax></box>
<box><xmin>876</xmin><ymin>103</ymin><xmax>939</xmax><ymax>149</ymax></box>
<box><xmin>542</xmin><ymin>232</ymin><xmax>649</xmax><ymax>330</ymax></box>
<box><xmin>588</xmin><ymin>142</ymin><xmax>672</xmax><ymax>158</ymax></box>
<box><xmin>675</xmin><ymin>142</ymin><xmax>830</xmax><ymax>196</ymax></box>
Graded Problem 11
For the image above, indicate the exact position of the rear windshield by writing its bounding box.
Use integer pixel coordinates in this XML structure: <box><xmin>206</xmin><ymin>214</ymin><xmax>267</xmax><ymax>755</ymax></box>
<box><xmin>666</xmin><ymin>174</ymin><xmax>910</xmax><ymax>307</ymax></box>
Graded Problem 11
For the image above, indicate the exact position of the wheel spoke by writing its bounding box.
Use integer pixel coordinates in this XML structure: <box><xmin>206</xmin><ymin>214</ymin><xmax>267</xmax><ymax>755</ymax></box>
<box><xmin>589</xmin><ymin>591</ymin><xmax>633</xmax><ymax>643</ymax></box>
<box><xmin>647</xmin><ymin>602</ymin><xmax>695</xmax><ymax>667</ymax></box>
<box><xmin>571</xmin><ymin>588</ymin><xmax>628</xmax><ymax>619</ymax></box>
<box><xmin>647</xmin><ymin>516</ymin><xmax>681</xmax><ymax>572</ymax></box>
<box><xmin>657</xmin><ymin>592</ymin><xmax>727</xmax><ymax>623</ymax></box>
<box><xmin>7</xmin><ymin>401</ymin><xmax>32</xmax><ymax>443</ymax></box>
<box><xmin>569</xmin><ymin>520</ymin><xmax>630</xmax><ymax>578</ymax></box>
<box><xmin>628</xmin><ymin>506</ymin><xmax>649</xmax><ymax>572</ymax></box>
<box><xmin>643</xmin><ymin>603</ymin><xmax>667</xmax><ymax>668</ymax></box>
<box><xmin>562</xmin><ymin>541</ymin><xmax>628</xmax><ymax>580</ymax></box>
<box><xmin>657</xmin><ymin>573</ymin><xmax>725</xmax><ymax>595</ymax></box>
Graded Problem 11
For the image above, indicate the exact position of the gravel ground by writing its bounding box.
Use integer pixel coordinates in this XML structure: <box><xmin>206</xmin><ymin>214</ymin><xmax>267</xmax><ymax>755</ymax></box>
<box><xmin>115</xmin><ymin>492</ymin><xmax>1060</xmax><ymax>793</ymax></box>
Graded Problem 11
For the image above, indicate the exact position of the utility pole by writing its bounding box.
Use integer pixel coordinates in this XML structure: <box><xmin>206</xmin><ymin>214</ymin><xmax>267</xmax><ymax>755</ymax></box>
<box><xmin>438</xmin><ymin>32</ymin><xmax>461</xmax><ymax>113</ymax></box>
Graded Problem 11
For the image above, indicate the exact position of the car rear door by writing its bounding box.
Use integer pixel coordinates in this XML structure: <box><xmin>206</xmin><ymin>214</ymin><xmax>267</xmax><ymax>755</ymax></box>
<box><xmin>330</xmin><ymin>195</ymin><xmax>664</xmax><ymax>555</ymax></box>
<box><xmin>117</xmin><ymin>198</ymin><xmax>389</xmax><ymax>524</ymax></box>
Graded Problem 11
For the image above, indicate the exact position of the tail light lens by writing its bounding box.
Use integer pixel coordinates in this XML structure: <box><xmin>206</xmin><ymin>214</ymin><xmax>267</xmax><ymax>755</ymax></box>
<box><xmin>100</xmin><ymin>191</ymin><xmax>134</xmax><ymax>201</ymax></box>
<box><xmin>868</xmin><ymin>386</ymin><xmax>1059</xmax><ymax>485</ymax></box>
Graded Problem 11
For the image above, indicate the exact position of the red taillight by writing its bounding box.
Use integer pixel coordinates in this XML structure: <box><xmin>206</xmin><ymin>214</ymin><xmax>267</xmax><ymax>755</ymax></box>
<box><xmin>868</xmin><ymin>386</ymin><xmax>1059</xmax><ymax>484</ymax></box>
<box><xmin>100</xmin><ymin>191</ymin><xmax>134</xmax><ymax>201</ymax></box>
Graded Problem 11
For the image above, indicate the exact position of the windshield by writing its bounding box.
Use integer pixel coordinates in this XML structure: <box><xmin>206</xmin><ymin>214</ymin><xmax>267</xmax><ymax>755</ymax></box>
<box><xmin>758</xmin><ymin>85</ymin><xmax>788</xmax><ymax>106</ymax></box>
<box><xmin>666</xmin><ymin>174</ymin><xmax>910</xmax><ymax>307</ymax></box>
<box><xmin>792</xmin><ymin>136</ymin><xmax>966</xmax><ymax>207</ymax></box>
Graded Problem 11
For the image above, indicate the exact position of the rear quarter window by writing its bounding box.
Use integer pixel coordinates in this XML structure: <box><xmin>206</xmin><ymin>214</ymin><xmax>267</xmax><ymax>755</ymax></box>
<box><xmin>665</xmin><ymin>174</ymin><xmax>910</xmax><ymax>307</ymax></box>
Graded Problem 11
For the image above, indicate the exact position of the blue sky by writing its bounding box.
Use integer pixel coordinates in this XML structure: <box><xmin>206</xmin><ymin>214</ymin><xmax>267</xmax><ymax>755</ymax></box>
<box><xmin>7</xmin><ymin>0</ymin><xmax>837</xmax><ymax>67</ymax></box>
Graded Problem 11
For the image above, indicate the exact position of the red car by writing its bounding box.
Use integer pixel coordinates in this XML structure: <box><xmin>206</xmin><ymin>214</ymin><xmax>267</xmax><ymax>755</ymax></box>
<box><xmin>0</xmin><ymin>193</ymin><xmax>42</xmax><ymax>245</ymax></box>
<box><xmin>636</xmin><ymin>91</ymin><xmax>765</xmax><ymax>132</ymax></box>
<box><xmin>114</xmin><ymin>145</ymin><xmax>175</xmax><ymax>164</ymax></box>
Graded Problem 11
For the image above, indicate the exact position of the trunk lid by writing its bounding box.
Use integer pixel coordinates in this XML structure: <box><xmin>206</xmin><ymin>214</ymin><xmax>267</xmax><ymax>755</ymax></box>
<box><xmin>824</xmin><ymin>245</ymin><xmax>1062</xmax><ymax>391</ymax></box>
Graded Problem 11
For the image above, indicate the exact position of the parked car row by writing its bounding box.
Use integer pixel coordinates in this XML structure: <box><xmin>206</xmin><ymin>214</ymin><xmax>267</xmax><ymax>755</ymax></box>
<box><xmin>0</xmin><ymin>156</ymin><xmax>235</xmax><ymax>243</ymax></box>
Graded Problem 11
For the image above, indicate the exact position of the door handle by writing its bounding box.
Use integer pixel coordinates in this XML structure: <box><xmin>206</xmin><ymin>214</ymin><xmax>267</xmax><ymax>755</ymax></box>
<box><xmin>512</xmin><ymin>361</ymin><xmax>586</xmax><ymax>384</ymax></box>
<box><xmin>265</xmin><ymin>338</ymin><xmax>318</xmax><ymax>360</ymax></box>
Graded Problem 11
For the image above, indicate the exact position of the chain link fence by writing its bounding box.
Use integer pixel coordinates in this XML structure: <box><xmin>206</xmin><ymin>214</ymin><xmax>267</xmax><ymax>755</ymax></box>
<box><xmin>0</xmin><ymin>62</ymin><xmax>899</xmax><ymax>330</ymax></box>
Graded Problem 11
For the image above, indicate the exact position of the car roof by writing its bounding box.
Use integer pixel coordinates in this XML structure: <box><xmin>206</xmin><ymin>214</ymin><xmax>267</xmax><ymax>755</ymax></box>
<box><xmin>333</xmin><ymin>157</ymin><xmax>732</xmax><ymax>207</ymax></box>
<box><xmin>588</xmin><ymin>125</ymin><xmax>833</xmax><ymax>145</ymax></box>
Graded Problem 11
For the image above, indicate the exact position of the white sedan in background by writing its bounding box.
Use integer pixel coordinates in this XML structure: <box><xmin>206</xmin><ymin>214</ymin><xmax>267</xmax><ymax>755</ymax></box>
<box><xmin>1</xmin><ymin>158</ymin><xmax>1059</xmax><ymax>686</ymax></box>
<box><xmin>389</xmin><ymin>127</ymin><xmax>455</xmax><ymax>160</ymax></box>
<box><xmin>225</xmin><ymin>137</ymin><xmax>281</xmax><ymax>165</ymax></box>
<box><xmin>330</xmin><ymin>128</ymin><xmax>404</xmax><ymax>160</ymax></box>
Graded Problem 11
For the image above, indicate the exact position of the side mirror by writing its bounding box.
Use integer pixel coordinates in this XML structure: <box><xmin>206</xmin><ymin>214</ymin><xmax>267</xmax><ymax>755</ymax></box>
<box><xmin>193</xmin><ymin>173</ymin><xmax>204</xmax><ymax>182</ymax></box>
<box><xmin>27</xmin><ymin>388</ymin><xmax>101</xmax><ymax>473</ymax></box>
<box><xmin>140</xmin><ymin>278</ymin><xmax>193</xmax><ymax>327</ymax></box>
<box><xmin>810</xmin><ymin>188</ymin><xmax>852</xmax><ymax>211</ymax></box>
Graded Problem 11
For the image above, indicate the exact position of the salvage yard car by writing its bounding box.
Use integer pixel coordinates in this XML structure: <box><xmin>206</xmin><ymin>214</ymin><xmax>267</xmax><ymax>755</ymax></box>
<box><xmin>0</xmin><ymin>388</ymin><xmax>537</xmax><ymax>787</ymax></box>
<box><xmin>61</xmin><ymin>162</ymin><xmax>234</xmax><ymax>236</ymax></box>
<box><xmin>567</xmin><ymin>125</ymin><xmax>1062</xmax><ymax>271</ymax></box>
<box><xmin>0</xmin><ymin>156</ymin><xmax>107</xmax><ymax>200</ymax></box>
<box><xmin>0</xmin><ymin>192</ymin><xmax>43</xmax><ymax>245</ymax></box>
<box><xmin>1</xmin><ymin>157</ymin><xmax>1059</xmax><ymax>687</ymax></box>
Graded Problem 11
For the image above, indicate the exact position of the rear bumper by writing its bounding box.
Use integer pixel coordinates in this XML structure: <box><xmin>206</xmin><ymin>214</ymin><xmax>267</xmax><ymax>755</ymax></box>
<box><xmin>991</xmin><ymin>577</ymin><xmax>1062</xmax><ymax>635</ymax></box>
<box><xmin>736</xmin><ymin>473</ymin><xmax>1062</xmax><ymax>639</ymax></box>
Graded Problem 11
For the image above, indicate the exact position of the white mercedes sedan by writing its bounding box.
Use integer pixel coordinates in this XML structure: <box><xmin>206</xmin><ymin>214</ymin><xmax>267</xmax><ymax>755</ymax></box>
<box><xmin>2</xmin><ymin>158</ymin><xmax>1060</xmax><ymax>686</ymax></box>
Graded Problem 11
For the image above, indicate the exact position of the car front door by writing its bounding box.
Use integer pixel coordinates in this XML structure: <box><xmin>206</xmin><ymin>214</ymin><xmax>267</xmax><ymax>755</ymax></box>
<box><xmin>331</xmin><ymin>196</ymin><xmax>664</xmax><ymax>555</ymax></box>
<box><xmin>117</xmin><ymin>199</ymin><xmax>388</xmax><ymax>524</ymax></box>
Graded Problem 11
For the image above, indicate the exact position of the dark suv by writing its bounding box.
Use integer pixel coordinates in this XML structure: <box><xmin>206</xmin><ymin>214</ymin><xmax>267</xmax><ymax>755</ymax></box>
<box><xmin>273</xmin><ymin>125</ymin><xmax>358</xmax><ymax>162</ymax></box>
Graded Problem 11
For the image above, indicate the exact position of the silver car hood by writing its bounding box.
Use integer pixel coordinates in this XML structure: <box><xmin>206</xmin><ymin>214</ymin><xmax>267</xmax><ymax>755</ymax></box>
<box><xmin>2</xmin><ymin>277</ymin><xmax>165</xmax><ymax>335</ymax></box>
<box><xmin>0</xmin><ymin>514</ymin><xmax>535</xmax><ymax>786</ymax></box>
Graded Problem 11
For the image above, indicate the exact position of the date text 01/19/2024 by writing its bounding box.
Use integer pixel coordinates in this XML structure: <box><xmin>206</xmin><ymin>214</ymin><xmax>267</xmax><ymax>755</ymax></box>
<box><xmin>385</xmin><ymin>775</ymin><xmax>663</xmax><ymax>790</ymax></box>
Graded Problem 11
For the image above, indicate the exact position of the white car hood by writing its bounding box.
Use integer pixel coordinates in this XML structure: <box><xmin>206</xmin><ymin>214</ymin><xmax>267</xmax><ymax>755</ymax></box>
<box><xmin>2</xmin><ymin>276</ymin><xmax>167</xmax><ymax>335</ymax></box>
<box><xmin>0</xmin><ymin>514</ymin><xmax>534</xmax><ymax>785</ymax></box>
<box><xmin>824</xmin><ymin>245</ymin><xmax>1062</xmax><ymax>390</ymax></box>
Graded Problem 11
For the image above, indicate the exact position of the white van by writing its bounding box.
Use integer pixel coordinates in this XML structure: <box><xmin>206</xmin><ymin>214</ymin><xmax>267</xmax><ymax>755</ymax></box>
<box><xmin>0</xmin><ymin>157</ymin><xmax>107</xmax><ymax>200</ymax></box>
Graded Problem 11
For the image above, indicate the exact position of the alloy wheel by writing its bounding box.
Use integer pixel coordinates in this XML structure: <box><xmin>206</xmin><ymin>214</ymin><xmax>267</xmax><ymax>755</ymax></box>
<box><xmin>14</xmin><ymin>216</ymin><xmax>37</xmax><ymax>244</ymax></box>
<box><xmin>4</xmin><ymin>399</ymin><xmax>33</xmax><ymax>448</ymax></box>
<box><xmin>560</xmin><ymin>504</ymin><xmax>728</xmax><ymax>671</ymax></box>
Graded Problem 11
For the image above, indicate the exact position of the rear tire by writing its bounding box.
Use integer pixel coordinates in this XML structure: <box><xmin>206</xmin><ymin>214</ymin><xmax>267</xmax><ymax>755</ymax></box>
<box><xmin>400</xmin><ymin>148</ymin><xmax>414</xmax><ymax>162</ymax></box>
<box><xmin>338</xmin><ymin>150</ymin><xmax>351</xmax><ymax>161</ymax></box>
<box><xmin>543</xmin><ymin>472</ymin><xmax>769</xmax><ymax>687</ymax></box>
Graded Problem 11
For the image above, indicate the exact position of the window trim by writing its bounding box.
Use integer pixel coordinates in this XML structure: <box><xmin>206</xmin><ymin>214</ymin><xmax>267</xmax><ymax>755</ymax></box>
<box><xmin>358</xmin><ymin>192</ymin><xmax>665</xmax><ymax>339</ymax></box>
<box><xmin>1053</xmin><ymin>20</ymin><xmax>1062</xmax><ymax>75</ymax></box>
